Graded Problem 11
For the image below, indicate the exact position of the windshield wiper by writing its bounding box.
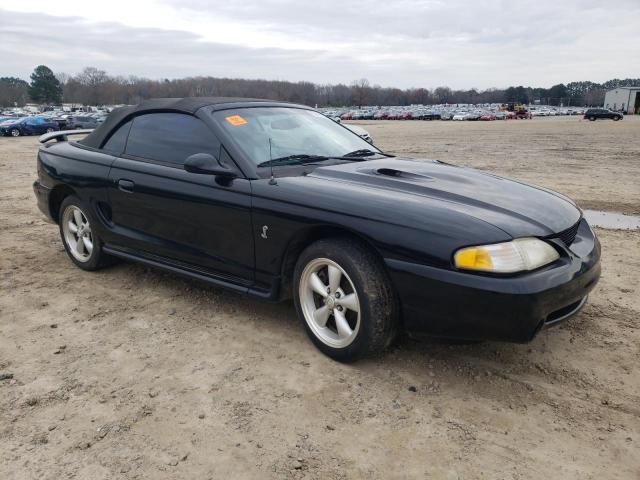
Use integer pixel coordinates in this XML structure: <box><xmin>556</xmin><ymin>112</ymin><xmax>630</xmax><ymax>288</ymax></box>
<box><xmin>339</xmin><ymin>149</ymin><xmax>394</xmax><ymax>158</ymax></box>
<box><xmin>257</xmin><ymin>154</ymin><xmax>329</xmax><ymax>168</ymax></box>
<box><xmin>257</xmin><ymin>150</ymin><xmax>394</xmax><ymax>168</ymax></box>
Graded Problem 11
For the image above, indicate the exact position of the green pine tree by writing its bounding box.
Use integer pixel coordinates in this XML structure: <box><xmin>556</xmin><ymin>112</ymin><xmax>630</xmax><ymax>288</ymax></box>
<box><xmin>28</xmin><ymin>65</ymin><xmax>62</xmax><ymax>104</ymax></box>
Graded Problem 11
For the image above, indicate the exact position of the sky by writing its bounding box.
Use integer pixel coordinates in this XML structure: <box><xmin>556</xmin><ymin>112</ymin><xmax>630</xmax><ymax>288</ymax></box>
<box><xmin>1</xmin><ymin>0</ymin><xmax>638</xmax><ymax>89</ymax></box>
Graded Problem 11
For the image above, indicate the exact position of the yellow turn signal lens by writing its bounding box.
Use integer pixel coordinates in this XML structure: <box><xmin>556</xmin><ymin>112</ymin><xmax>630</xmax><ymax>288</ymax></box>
<box><xmin>454</xmin><ymin>248</ymin><xmax>493</xmax><ymax>270</ymax></box>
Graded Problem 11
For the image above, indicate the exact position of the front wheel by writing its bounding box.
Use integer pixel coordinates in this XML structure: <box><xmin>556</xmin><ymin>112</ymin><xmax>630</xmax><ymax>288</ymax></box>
<box><xmin>613</xmin><ymin>116</ymin><xmax>621</xmax><ymax>121</ymax></box>
<box><xmin>589</xmin><ymin>116</ymin><xmax>596</xmax><ymax>121</ymax></box>
<box><xmin>293</xmin><ymin>238</ymin><xmax>398</xmax><ymax>361</ymax></box>
<box><xmin>10</xmin><ymin>128</ymin><xmax>20</xmax><ymax>137</ymax></box>
<box><xmin>46</xmin><ymin>127</ymin><xmax>55</xmax><ymax>133</ymax></box>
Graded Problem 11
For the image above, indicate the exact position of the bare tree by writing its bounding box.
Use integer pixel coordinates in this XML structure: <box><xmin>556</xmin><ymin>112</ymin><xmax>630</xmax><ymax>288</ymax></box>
<box><xmin>351</xmin><ymin>78</ymin><xmax>371</xmax><ymax>107</ymax></box>
<box><xmin>75</xmin><ymin>67</ymin><xmax>109</xmax><ymax>105</ymax></box>
<box><xmin>434</xmin><ymin>86</ymin><xmax>453</xmax><ymax>104</ymax></box>
<box><xmin>55</xmin><ymin>72</ymin><xmax>72</xmax><ymax>86</ymax></box>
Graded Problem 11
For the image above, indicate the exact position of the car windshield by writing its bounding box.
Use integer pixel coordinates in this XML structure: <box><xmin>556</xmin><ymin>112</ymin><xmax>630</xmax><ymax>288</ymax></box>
<box><xmin>212</xmin><ymin>107</ymin><xmax>381</xmax><ymax>167</ymax></box>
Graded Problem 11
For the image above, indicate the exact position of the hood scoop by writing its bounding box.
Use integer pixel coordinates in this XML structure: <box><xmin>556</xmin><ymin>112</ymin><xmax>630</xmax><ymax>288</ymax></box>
<box><xmin>371</xmin><ymin>167</ymin><xmax>434</xmax><ymax>181</ymax></box>
<box><xmin>311</xmin><ymin>161</ymin><xmax>439</xmax><ymax>186</ymax></box>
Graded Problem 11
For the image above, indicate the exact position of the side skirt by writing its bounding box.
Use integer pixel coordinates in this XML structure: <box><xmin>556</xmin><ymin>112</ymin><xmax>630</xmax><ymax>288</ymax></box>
<box><xmin>103</xmin><ymin>246</ymin><xmax>278</xmax><ymax>300</ymax></box>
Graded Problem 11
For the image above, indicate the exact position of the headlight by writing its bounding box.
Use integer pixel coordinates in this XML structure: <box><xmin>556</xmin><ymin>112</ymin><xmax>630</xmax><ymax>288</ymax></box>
<box><xmin>454</xmin><ymin>238</ymin><xmax>559</xmax><ymax>273</ymax></box>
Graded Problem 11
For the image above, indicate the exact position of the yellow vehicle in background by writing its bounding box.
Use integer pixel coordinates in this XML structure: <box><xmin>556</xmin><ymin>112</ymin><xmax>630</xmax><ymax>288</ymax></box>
<box><xmin>499</xmin><ymin>103</ymin><xmax>532</xmax><ymax>119</ymax></box>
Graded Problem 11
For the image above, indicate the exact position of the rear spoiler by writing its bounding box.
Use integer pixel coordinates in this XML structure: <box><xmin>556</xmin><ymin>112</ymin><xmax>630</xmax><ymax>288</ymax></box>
<box><xmin>39</xmin><ymin>129</ymin><xmax>94</xmax><ymax>144</ymax></box>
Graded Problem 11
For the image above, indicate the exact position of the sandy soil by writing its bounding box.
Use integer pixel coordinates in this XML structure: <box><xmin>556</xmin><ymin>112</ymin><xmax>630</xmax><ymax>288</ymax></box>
<box><xmin>1</xmin><ymin>117</ymin><xmax>639</xmax><ymax>479</ymax></box>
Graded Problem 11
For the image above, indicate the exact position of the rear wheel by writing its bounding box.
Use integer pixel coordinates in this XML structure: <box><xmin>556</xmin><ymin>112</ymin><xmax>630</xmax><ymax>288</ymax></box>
<box><xmin>59</xmin><ymin>196</ymin><xmax>111</xmax><ymax>271</ymax></box>
<box><xmin>46</xmin><ymin>127</ymin><xmax>55</xmax><ymax>133</ymax></box>
<box><xmin>293</xmin><ymin>238</ymin><xmax>398</xmax><ymax>361</ymax></box>
<box><xmin>589</xmin><ymin>116</ymin><xmax>596</xmax><ymax>121</ymax></box>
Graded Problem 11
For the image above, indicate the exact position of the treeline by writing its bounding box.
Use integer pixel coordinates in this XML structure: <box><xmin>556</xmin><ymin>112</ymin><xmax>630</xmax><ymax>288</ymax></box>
<box><xmin>2</xmin><ymin>65</ymin><xmax>639</xmax><ymax>108</ymax></box>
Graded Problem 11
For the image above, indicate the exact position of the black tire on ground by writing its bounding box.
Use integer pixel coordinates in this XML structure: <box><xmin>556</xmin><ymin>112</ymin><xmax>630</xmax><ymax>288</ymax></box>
<box><xmin>293</xmin><ymin>237</ymin><xmax>398</xmax><ymax>362</ymax></box>
<box><xmin>46</xmin><ymin>127</ymin><xmax>55</xmax><ymax>133</ymax></box>
<box><xmin>613</xmin><ymin>116</ymin><xmax>621</xmax><ymax>121</ymax></box>
<box><xmin>58</xmin><ymin>195</ymin><xmax>112</xmax><ymax>271</ymax></box>
<box><xmin>589</xmin><ymin>116</ymin><xmax>596</xmax><ymax>121</ymax></box>
<box><xmin>10</xmin><ymin>128</ymin><xmax>20</xmax><ymax>137</ymax></box>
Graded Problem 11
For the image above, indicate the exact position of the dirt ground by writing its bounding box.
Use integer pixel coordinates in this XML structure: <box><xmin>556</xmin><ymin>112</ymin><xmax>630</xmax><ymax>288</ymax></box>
<box><xmin>1</xmin><ymin>116</ymin><xmax>639</xmax><ymax>480</ymax></box>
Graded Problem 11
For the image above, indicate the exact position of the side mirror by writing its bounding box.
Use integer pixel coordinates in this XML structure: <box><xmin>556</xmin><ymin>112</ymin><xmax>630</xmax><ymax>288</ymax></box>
<box><xmin>184</xmin><ymin>153</ymin><xmax>237</xmax><ymax>178</ymax></box>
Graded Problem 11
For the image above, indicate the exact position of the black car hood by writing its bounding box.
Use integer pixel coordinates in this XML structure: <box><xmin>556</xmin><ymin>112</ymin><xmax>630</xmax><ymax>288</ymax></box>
<box><xmin>309</xmin><ymin>158</ymin><xmax>581</xmax><ymax>237</ymax></box>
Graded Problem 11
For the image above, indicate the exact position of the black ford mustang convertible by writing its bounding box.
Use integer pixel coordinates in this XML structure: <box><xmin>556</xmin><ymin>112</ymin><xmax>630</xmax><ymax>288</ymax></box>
<box><xmin>33</xmin><ymin>98</ymin><xmax>601</xmax><ymax>361</ymax></box>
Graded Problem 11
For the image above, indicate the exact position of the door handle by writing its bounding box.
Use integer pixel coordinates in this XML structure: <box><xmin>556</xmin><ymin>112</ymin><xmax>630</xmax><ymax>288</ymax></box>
<box><xmin>117</xmin><ymin>179</ymin><xmax>135</xmax><ymax>193</ymax></box>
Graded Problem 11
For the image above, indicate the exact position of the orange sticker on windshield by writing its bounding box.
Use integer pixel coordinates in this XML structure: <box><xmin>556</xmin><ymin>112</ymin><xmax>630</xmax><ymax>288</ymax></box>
<box><xmin>225</xmin><ymin>115</ymin><xmax>247</xmax><ymax>126</ymax></box>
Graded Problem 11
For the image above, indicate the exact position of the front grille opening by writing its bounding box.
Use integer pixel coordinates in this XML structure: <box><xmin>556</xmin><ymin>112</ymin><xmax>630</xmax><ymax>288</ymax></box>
<box><xmin>550</xmin><ymin>220</ymin><xmax>580</xmax><ymax>247</ymax></box>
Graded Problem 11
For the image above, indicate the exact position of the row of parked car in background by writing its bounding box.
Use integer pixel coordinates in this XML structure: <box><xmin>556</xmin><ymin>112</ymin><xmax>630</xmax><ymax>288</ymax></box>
<box><xmin>0</xmin><ymin>107</ymin><xmax>113</xmax><ymax>137</ymax></box>
<box><xmin>323</xmin><ymin>104</ymin><xmax>606</xmax><ymax>122</ymax></box>
<box><xmin>0</xmin><ymin>101</ymin><xmax>624</xmax><ymax>138</ymax></box>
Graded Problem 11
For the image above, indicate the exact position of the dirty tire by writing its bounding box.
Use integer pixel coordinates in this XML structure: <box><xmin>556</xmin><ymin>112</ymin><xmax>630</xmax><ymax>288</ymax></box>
<box><xmin>59</xmin><ymin>195</ymin><xmax>112</xmax><ymax>271</ymax></box>
<box><xmin>293</xmin><ymin>238</ymin><xmax>398</xmax><ymax>362</ymax></box>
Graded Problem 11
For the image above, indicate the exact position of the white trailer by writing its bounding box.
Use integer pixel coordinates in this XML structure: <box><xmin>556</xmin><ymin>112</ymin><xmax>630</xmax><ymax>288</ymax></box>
<box><xmin>604</xmin><ymin>87</ymin><xmax>639</xmax><ymax>114</ymax></box>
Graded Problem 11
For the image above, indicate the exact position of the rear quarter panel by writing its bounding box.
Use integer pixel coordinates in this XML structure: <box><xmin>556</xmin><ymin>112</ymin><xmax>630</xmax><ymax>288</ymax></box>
<box><xmin>38</xmin><ymin>142</ymin><xmax>115</xmax><ymax>233</ymax></box>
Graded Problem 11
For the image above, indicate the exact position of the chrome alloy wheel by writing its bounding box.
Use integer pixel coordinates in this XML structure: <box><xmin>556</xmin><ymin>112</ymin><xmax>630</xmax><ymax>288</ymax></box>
<box><xmin>11</xmin><ymin>128</ymin><xmax>20</xmax><ymax>137</ymax></box>
<box><xmin>299</xmin><ymin>258</ymin><xmax>361</xmax><ymax>348</ymax></box>
<box><xmin>62</xmin><ymin>205</ymin><xmax>94</xmax><ymax>262</ymax></box>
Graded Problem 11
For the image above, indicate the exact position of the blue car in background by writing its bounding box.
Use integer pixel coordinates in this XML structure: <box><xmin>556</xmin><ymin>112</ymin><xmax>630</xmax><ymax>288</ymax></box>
<box><xmin>0</xmin><ymin>117</ymin><xmax>60</xmax><ymax>137</ymax></box>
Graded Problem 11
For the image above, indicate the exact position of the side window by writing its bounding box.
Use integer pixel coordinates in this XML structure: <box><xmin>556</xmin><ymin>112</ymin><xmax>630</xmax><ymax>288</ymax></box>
<box><xmin>125</xmin><ymin>113</ymin><xmax>220</xmax><ymax>166</ymax></box>
<box><xmin>102</xmin><ymin>120</ymin><xmax>132</xmax><ymax>155</ymax></box>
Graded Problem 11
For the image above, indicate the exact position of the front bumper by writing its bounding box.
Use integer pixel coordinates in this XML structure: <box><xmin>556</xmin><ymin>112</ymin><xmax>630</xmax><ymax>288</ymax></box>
<box><xmin>33</xmin><ymin>180</ymin><xmax>55</xmax><ymax>222</ymax></box>
<box><xmin>387</xmin><ymin>219</ymin><xmax>601</xmax><ymax>342</ymax></box>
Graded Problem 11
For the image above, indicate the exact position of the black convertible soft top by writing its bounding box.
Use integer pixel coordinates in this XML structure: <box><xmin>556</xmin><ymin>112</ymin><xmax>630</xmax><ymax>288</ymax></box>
<box><xmin>79</xmin><ymin>97</ymin><xmax>298</xmax><ymax>149</ymax></box>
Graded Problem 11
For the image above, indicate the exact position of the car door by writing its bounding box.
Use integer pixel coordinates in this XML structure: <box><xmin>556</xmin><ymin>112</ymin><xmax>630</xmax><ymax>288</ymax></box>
<box><xmin>106</xmin><ymin>112</ymin><xmax>254</xmax><ymax>283</ymax></box>
<box><xmin>24</xmin><ymin>117</ymin><xmax>41</xmax><ymax>134</ymax></box>
<box><xmin>35</xmin><ymin>118</ymin><xmax>49</xmax><ymax>134</ymax></box>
